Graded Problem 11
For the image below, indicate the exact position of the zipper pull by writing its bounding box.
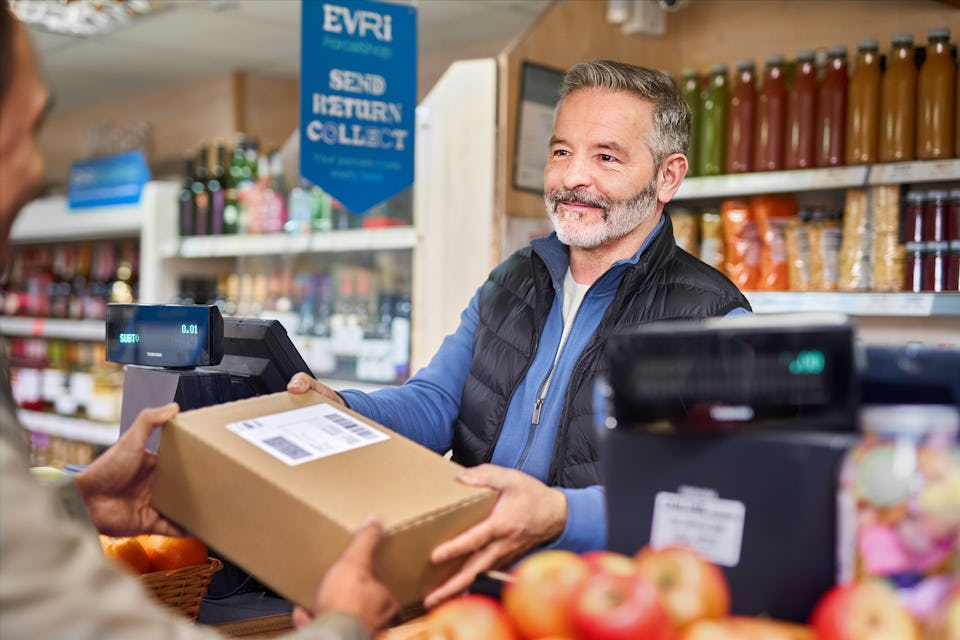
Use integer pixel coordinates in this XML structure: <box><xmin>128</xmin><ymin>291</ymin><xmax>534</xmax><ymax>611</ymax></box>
<box><xmin>532</xmin><ymin>398</ymin><xmax>544</xmax><ymax>425</ymax></box>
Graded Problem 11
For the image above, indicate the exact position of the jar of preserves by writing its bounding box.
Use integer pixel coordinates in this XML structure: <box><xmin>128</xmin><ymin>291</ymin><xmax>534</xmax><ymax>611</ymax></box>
<box><xmin>948</xmin><ymin>188</ymin><xmax>960</xmax><ymax>243</ymax></box>
<box><xmin>680</xmin><ymin>68</ymin><xmax>702</xmax><ymax>177</ymax></box>
<box><xmin>753</xmin><ymin>55</ymin><xmax>787</xmax><ymax>172</ymax></box>
<box><xmin>816</xmin><ymin>45</ymin><xmax>848</xmax><ymax>167</ymax></box>
<box><xmin>846</xmin><ymin>39</ymin><xmax>883</xmax><ymax>165</ymax></box>
<box><xmin>923</xmin><ymin>190</ymin><xmax>949</xmax><ymax>243</ymax></box>
<box><xmin>784</xmin><ymin>51</ymin><xmax>817</xmax><ymax>170</ymax></box>
<box><xmin>946</xmin><ymin>242</ymin><xmax>960</xmax><ymax>291</ymax></box>
<box><xmin>904</xmin><ymin>190</ymin><xmax>927</xmax><ymax>244</ymax></box>
<box><xmin>917</xmin><ymin>28</ymin><xmax>957</xmax><ymax>160</ymax></box>
<box><xmin>725</xmin><ymin>59</ymin><xmax>756</xmax><ymax>174</ymax></box>
<box><xmin>903</xmin><ymin>242</ymin><xmax>924</xmax><ymax>292</ymax></box>
<box><xmin>698</xmin><ymin>64</ymin><xmax>729</xmax><ymax>176</ymax></box>
<box><xmin>879</xmin><ymin>34</ymin><xmax>918</xmax><ymax>162</ymax></box>
<box><xmin>839</xmin><ymin>404</ymin><xmax>960</xmax><ymax>633</ymax></box>
<box><xmin>922</xmin><ymin>241</ymin><xmax>949</xmax><ymax>292</ymax></box>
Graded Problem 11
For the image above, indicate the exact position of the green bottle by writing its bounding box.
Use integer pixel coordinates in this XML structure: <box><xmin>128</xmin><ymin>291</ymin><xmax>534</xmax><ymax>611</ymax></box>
<box><xmin>680</xmin><ymin>69</ymin><xmax>701</xmax><ymax>177</ymax></box>
<box><xmin>698</xmin><ymin>64</ymin><xmax>729</xmax><ymax>176</ymax></box>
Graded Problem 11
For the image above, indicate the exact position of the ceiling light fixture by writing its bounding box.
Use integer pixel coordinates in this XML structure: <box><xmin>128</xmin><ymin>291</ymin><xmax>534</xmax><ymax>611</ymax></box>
<box><xmin>11</xmin><ymin>0</ymin><xmax>165</xmax><ymax>38</ymax></box>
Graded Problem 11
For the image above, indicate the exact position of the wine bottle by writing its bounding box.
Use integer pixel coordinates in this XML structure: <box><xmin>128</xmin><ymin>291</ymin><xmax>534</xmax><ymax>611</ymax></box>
<box><xmin>192</xmin><ymin>144</ymin><xmax>211</xmax><ymax>235</ymax></box>
<box><xmin>178</xmin><ymin>153</ymin><xmax>196</xmax><ymax>237</ymax></box>
<box><xmin>208</xmin><ymin>142</ymin><xmax>227</xmax><ymax>235</ymax></box>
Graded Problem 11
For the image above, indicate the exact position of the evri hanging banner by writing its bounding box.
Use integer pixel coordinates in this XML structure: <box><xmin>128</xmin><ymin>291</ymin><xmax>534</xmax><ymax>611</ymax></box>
<box><xmin>299</xmin><ymin>0</ymin><xmax>417</xmax><ymax>215</ymax></box>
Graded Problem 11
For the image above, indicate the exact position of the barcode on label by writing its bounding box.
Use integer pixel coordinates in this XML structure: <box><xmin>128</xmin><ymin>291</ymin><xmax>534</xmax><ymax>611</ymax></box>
<box><xmin>323</xmin><ymin>412</ymin><xmax>379</xmax><ymax>441</ymax></box>
<box><xmin>264</xmin><ymin>436</ymin><xmax>310</xmax><ymax>460</ymax></box>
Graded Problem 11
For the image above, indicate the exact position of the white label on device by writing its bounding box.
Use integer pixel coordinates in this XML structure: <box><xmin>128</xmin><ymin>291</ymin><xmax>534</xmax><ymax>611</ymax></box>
<box><xmin>649</xmin><ymin>490</ymin><xmax>746</xmax><ymax>567</ymax></box>
<box><xmin>227</xmin><ymin>403</ymin><xmax>388</xmax><ymax>466</ymax></box>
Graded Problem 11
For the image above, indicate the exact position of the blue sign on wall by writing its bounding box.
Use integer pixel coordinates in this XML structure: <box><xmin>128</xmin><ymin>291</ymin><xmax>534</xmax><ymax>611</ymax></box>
<box><xmin>300</xmin><ymin>0</ymin><xmax>417</xmax><ymax>215</ymax></box>
<box><xmin>68</xmin><ymin>149</ymin><xmax>151</xmax><ymax>209</ymax></box>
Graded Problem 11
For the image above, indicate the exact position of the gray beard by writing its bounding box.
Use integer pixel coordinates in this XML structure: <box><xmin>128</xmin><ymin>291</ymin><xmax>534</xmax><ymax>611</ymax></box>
<box><xmin>544</xmin><ymin>179</ymin><xmax>659</xmax><ymax>249</ymax></box>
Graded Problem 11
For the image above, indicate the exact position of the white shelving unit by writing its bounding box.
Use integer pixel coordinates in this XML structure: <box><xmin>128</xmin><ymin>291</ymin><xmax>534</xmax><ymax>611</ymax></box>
<box><xmin>17</xmin><ymin>409</ymin><xmax>119</xmax><ymax>447</ymax></box>
<box><xmin>0</xmin><ymin>317</ymin><xmax>104</xmax><ymax>341</ymax></box>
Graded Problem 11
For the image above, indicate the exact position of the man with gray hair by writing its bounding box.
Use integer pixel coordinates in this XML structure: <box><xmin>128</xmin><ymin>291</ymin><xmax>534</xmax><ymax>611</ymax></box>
<box><xmin>291</xmin><ymin>59</ymin><xmax>750</xmax><ymax>607</ymax></box>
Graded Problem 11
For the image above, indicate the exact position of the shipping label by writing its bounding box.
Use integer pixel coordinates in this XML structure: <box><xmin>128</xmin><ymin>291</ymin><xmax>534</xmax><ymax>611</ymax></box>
<box><xmin>227</xmin><ymin>403</ymin><xmax>388</xmax><ymax>466</ymax></box>
<box><xmin>649</xmin><ymin>489</ymin><xmax>746</xmax><ymax>567</ymax></box>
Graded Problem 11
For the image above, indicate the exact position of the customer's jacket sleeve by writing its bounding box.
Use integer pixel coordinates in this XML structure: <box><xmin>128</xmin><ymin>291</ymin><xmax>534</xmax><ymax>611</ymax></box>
<box><xmin>0</xmin><ymin>366</ymin><xmax>369</xmax><ymax>640</ymax></box>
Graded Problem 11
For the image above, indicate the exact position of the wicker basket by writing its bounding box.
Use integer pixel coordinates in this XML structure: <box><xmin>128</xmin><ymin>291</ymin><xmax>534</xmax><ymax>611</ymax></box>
<box><xmin>140</xmin><ymin>557</ymin><xmax>223</xmax><ymax>620</ymax></box>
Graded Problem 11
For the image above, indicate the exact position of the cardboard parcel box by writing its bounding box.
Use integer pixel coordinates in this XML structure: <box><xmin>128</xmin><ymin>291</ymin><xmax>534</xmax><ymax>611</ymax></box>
<box><xmin>152</xmin><ymin>391</ymin><xmax>497</xmax><ymax>608</ymax></box>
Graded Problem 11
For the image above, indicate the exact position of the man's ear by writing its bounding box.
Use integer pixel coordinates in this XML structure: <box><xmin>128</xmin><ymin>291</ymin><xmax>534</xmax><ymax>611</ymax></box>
<box><xmin>656</xmin><ymin>153</ymin><xmax>688</xmax><ymax>204</ymax></box>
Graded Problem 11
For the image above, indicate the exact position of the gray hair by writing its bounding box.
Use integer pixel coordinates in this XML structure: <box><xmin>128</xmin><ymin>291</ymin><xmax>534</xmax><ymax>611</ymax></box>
<box><xmin>559</xmin><ymin>59</ymin><xmax>690</xmax><ymax>169</ymax></box>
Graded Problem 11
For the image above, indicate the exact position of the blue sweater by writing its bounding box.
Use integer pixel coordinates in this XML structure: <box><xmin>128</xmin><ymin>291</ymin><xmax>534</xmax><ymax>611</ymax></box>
<box><xmin>341</xmin><ymin>217</ymin><xmax>748</xmax><ymax>553</ymax></box>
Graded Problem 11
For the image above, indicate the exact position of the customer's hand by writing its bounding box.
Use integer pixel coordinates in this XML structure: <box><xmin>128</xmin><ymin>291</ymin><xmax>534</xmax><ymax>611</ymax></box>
<box><xmin>74</xmin><ymin>403</ymin><xmax>186</xmax><ymax>537</ymax></box>
<box><xmin>292</xmin><ymin>517</ymin><xmax>400</xmax><ymax>633</ymax></box>
<box><xmin>423</xmin><ymin>464</ymin><xmax>568</xmax><ymax>608</ymax></box>
<box><xmin>287</xmin><ymin>372</ymin><xmax>347</xmax><ymax>407</ymax></box>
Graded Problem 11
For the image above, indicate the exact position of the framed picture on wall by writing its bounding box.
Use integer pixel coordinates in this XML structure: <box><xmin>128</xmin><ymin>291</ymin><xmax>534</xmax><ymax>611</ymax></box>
<box><xmin>513</xmin><ymin>61</ymin><xmax>564</xmax><ymax>194</ymax></box>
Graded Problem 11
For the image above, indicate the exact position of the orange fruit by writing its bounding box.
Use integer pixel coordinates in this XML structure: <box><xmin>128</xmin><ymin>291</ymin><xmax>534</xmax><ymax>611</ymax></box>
<box><xmin>99</xmin><ymin>534</ymin><xmax>151</xmax><ymax>574</ymax></box>
<box><xmin>139</xmin><ymin>535</ymin><xmax>208</xmax><ymax>571</ymax></box>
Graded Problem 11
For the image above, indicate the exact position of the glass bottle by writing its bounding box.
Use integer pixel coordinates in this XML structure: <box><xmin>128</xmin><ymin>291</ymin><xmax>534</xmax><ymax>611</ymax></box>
<box><xmin>815</xmin><ymin>45</ymin><xmax>848</xmax><ymax>167</ymax></box>
<box><xmin>784</xmin><ymin>51</ymin><xmax>817</xmax><ymax>170</ymax></box>
<box><xmin>878</xmin><ymin>34</ymin><xmax>918</xmax><ymax>162</ymax></box>
<box><xmin>917</xmin><ymin>27</ymin><xmax>957</xmax><ymax>160</ymax></box>
<box><xmin>192</xmin><ymin>143</ymin><xmax>211</xmax><ymax>236</ymax></box>
<box><xmin>208</xmin><ymin>142</ymin><xmax>227</xmax><ymax>235</ymax></box>
<box><xmin>845</xmin><ymin>39</ymin><xmax>882</xmax><ymax>165</ymax></box>
<box><xmin>725</xmin><ymin>60</ymin><xmax>756</xmax><ymax>174</ymax></box>
<box><xmin>680</xmin><ymin>69</ymin><xmax>701</xmax><ymax>177</ymax></box>
<box><xmin>697</xmin><ymin>64</ymin><xmax>729</xmax><ymax>176</ymax></box>
<box><xmin>753</xmin><ymin>55</ymin><xmax>787</xmax><ymax>172</ymax></box>
<box><xmin>178</xmin><ymin>153</ymin><xmax>195</xmax><ymax>237</ymax></box>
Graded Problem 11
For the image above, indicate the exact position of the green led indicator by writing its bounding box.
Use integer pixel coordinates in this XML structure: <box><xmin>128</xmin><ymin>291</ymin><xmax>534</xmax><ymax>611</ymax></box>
<box><xmin>781</xmin><ymin>349</ymin><xmax>825</xmax><ymax>375</ymax></box>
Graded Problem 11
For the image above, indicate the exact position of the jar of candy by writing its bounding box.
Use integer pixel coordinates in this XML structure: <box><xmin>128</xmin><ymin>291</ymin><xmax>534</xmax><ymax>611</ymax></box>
<box><xmin>839</xmin><ymin>405</ymin><xmax>960</xmax><ymax>633</ymax></box>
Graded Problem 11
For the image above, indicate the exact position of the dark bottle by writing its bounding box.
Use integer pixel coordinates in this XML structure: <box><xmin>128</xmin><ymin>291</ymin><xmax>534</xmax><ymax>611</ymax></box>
<box><xmin>904</xmin><ymin>190</ymin><xmax>926</xmax><ymax>243</ymax></box>
<box><xmin>815</xmin><ymin>45</ymin><xmax>849</xmax><ymax>167</ymax></box>
<box><xmin>879</xmin><ymin>34</ymin><xmax>918</xmax><ymax>162</ymax></box>
<box><xmin>784</xmin><ymin>51</ymin><xmax>818</xmax><ymax>169</ymax></box>
<box><xmin>208</xmin><ymin>142</ymin><xmax>227</xmax><ymax>235</ymax></box>
<box><xmin>178</xmin><ymin>153</ymin><xmax>195</xmax><ymax>237</ymax></box>
<box><xmin>679</xmin><ymin>69</ymin><xmax>702</xmax><ymax>177</ymax></box>
<box><xmin>923</xmin><ymin>190</ymin><xmax>949</xmax><ymax>243</ymax></box>
<box><xmin>725</xmin><ymin>60</ymin><xmax>756</xmax><ymax>174</ymax></box>
<box><xmin>753</xmin><ymin>55</ymin><xmax>787</xmax><ymax>172</ymax></box>
<box><xmin>192</xmin><ymin>144</ymin><xmax>211</xmax><ymax>236</ymax></box>
<box><xmin>698</xmin><ymin>64</ymin><xmax>729</xmax><ymax>176</ymax></box>
<box><xmin>917</xmin><ymin>27</ymin><xmax>957</xmax><ymax>159</ymax></box>
<box><xmin>846</xmin><ymin>39</ymin><xmax>882</xmax><ymax>165</ymax></box>
<box><xmin>223</xmin><ymin>138</ymin><xmax>245</xmax><ymax>235</ymax></box>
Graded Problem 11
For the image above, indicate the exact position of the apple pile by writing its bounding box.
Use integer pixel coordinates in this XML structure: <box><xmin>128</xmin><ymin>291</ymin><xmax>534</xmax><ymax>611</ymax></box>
<box><xmin>419</xmin><ymin>545</ymin><xmax>946</xmax><ymax>640</ymax></box>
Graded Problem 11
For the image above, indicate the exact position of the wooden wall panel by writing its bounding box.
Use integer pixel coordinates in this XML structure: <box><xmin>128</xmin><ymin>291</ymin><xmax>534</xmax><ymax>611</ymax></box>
<box><xmin>239</xmin><ymin>74</ymin><xmax>300</xmax><ymax>155</ymax></box>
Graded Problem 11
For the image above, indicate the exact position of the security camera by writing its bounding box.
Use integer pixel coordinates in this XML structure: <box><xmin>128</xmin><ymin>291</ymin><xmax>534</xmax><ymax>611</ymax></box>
<box><xmin>657</xmin><ymin>0</ymin><xmax>690</xmax><ymax>11</ymax></box>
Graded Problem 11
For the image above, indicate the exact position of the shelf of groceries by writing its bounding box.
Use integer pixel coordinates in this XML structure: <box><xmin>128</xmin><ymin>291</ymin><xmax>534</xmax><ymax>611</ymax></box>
<box><xmin>674</xmin><ymin>158</ymin><xmax>960</xmax><ymax>200</ymax></box>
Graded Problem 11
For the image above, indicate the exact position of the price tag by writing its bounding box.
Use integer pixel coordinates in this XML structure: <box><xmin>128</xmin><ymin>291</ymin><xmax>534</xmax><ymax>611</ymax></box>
<box><xmin>650</xmin><ymin>489</ymin><xmax>746</xmax><ymax>568</ymax></box>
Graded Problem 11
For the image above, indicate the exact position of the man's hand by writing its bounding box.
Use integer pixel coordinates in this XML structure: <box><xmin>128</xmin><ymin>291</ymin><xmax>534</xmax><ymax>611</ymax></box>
<box><xmin>291</xmin><ymin>517</ymin><xmax>400</xmax><ymax>633</ymax></box>
<box><xmin>287</xmin><ymin>372</ymin><xmax>346</xmax><ymax>406</ymax></box>
<box><xmin>74</xmin><ymin>403</ymin><xmax>185</xmax><ymax>537</ymax></box>
<box><xmin>422</xmin><ymin>464</ymin><xmax>568</xmax><ymax>609</ymax></box>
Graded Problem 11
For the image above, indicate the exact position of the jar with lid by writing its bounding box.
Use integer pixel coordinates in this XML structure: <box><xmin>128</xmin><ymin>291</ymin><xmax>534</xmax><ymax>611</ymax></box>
<box><xmin>753</xmin><ymin>55</ymin><xmax>787</xmax><ymax>172</ymax></box>
<box><xmin>922</xmin><ymin>242</ymin><xmax>948</xmax><ymax>291</ymax></box>
<box><xmin>698</xmin><ymin>64</ymin><xmax>729</xmax><ymax>177</ymax></box>
<box><xmin>879</xmin><ymin>34</ymin><xmax>918</xmax><ymax>162</ymax></box>
<box><xmin>816</xmin><ymin>45</ymin><xmax>848</xmax><ymax>167</ymax></box>
<box><xmin>904</xmin><ymin>242</ymin><xmax>924</xmax><ymax>292</ymax></box>
<box><xmin>784</xmin><ymin>51</ymin><xmax>817</xmax><ymax>170</ymax></box>
<box><xmin>917</xmin><ymin>27</ymin><xmax>957</xmax><ymax>160</ymax></box>
<box><xmin>946</xmin><ymin>242</ymin><xmax>960</xmax><ymax>291</ymax></box>
<box><xmin>680</xmin><ymin>69</ymin><xmax>702</xmax><ymax>177</ymax></box>
<box><xmin>923</xmin><ymin>190</ymin><xmax>949</xmax><ymax>243</ymax></box>
<box><xmin>946</xmin><ymin>187</ymin><xmax>959</xmax><ymax>243</ymax></box>
<box><xmin>846</xmin><ymin>39</ymin><xmax>882</xmax><ymax>165</ymax></box>
<box><xmin>725</xmin><ymin>60</ymin><xmax>756</xmax><ymax>174</ymax></box>
<box><xmin>838</xmin><ymin>404</ymin><xmax>960</xmax><ymax>633</ymax></box>
<box><xmin>904</xmin><ymin>190</ymin><xmax>926</xmax><ymax>244</ymax></box>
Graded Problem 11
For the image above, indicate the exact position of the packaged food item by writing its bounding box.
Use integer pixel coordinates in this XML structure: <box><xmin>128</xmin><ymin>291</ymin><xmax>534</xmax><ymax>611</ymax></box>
<box><xmin>784</xmin><ymin>214</ymin><xmax>811</xmax><ymax>291</ymax></box>
<box><xmin>753</xmin><ymin>55</ymin><xmax>787</xmax><ymax>172</ymax></box>
<box><xmin>917</xmin><ymin>28</ymin><xmax>957</xmax><ymax>160</ymax></box>
<box><xmin>838</xmin><ymin>189</ymin><xmax>872</xmax><ymax>291</ymax></box>
<box><xmin>878</xmin><ymin>34</ymin><xmax>918</xmax><ymax>162</ymax></box>
<box><xmin>725</xmin><ymin>60</ymin><xmax>756</xmax><ymax>174</ymax></box>
<box><xmin>807</xmin><ymin>210</ymin><xmax>842</xmax><ymax>291</ymax></box>
<box><xmin>784</xmin><ymin>51</ymin><xmax>817</xmax><ymax>170</ymax></box>
<box><xmin>720</xmin><ymin>199</ymin><xmax>761</xmax><ymax>290</ymax></box>
<box><xmin>699</xmin><ymin>211</ymin><xmax>725</xmax><ymax>272</ymax></box>
<box><xmin>846</xmin><ymin>39</ymin><xmax>882</xmax><ymax>165</ymax></box>
<box><xmin>751</xmin><ymin>194</ymin><xmax>797</xmax><ymax>291</ymax></box>
<box><xmin>815</xmin><ymin>45</ymin><xmax>848</xmax><ymax>167</ymax></box>
<box><xmin>669</xmin><ymin>207</ymin><xmax>700</xmax><ymax>257</ymax></box>
<box><xmin>838</xmin><ymin>404</ymin><xmax>960</xmax><ymax>635</ymax></box>
<box><xmin>871</xmin><ymin>185</ymin><xmax>903</xmax><ymax>292</ymax></box>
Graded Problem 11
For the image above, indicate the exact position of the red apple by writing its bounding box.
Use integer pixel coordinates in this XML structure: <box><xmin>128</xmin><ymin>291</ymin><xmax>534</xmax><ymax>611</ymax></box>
<box><xmin>635</xmin><ymin>545</ymin><xmax>731</xmax><ymax>629</ymax></box>
<box><xmin>571</xmin><ymin>570</ymin><xmax>677</xmax><ymax>640</ymax></box>
<box><xmin>680</xmin><ymin>616</ymin><xmax>813</xmax><ymax>640</ymax></box>
<box><xmin>425</xmin><ymin>593</ymin><xmax>518</xmax><ymax>640</ymax></box>
<box><xmin>809</xmin><ymin>582</ymin><xmax>919</xmax><ymax>640</ymax></box>
<box><xmin>581</xmin><ymin>550</ymin><xmax>640</xmax><ymax>577</ymax></box>
<box><xmin>502</xmin><ymin>549</ymin><xmax>590</xmax><ymax>639</ymax></box>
